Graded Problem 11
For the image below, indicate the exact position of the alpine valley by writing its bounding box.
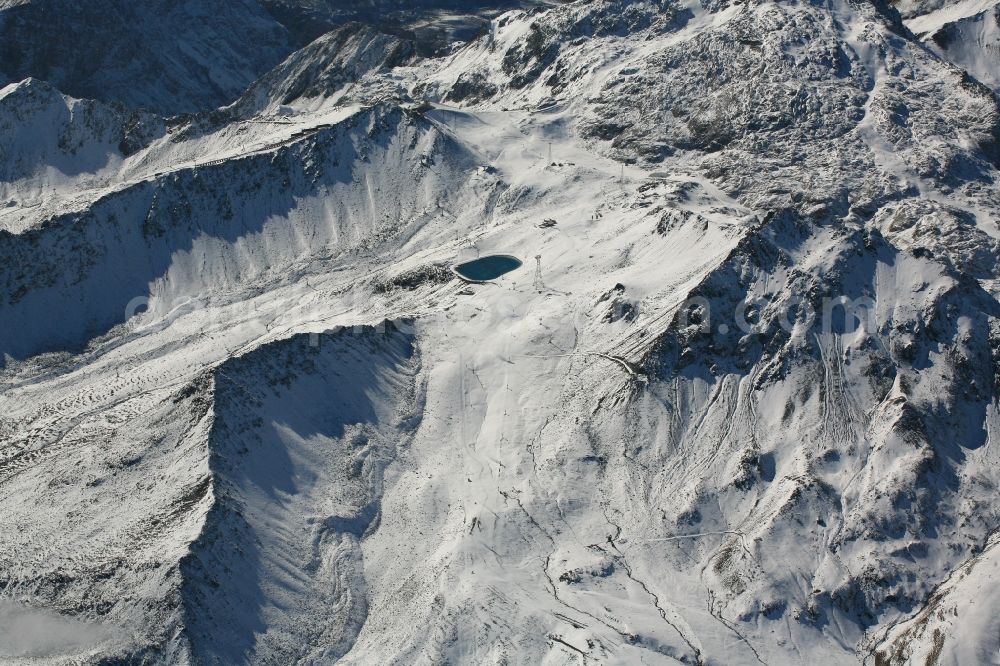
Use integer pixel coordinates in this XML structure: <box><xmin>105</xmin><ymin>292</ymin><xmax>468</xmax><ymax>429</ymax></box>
<box><xmin>1</xmin><ymin>0</ymin><xmax>999</xmax><ymax>663</ymax></box>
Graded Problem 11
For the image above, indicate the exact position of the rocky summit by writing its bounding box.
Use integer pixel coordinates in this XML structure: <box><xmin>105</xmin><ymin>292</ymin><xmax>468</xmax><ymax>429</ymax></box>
<box><xmin>0</xmin><ymin>0</ymin><xmax>999</xmax><ymax>663</ymax></box>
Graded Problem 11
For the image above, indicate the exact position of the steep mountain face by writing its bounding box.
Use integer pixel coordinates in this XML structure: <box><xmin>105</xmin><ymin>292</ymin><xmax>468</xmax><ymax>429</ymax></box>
<box><xmin>0</xmin><ymin>78</ymin><xmax>164</xmax><ymax>189</ymax></box>
<box><xmin>0</xmin><ymin>102</ymin><xmax>480</xmax><ymax>361</ymax></box>
<box><xmin>903</xmin><ymin>0</ymin><xmax>1000</xmax><ymax>93</ymax></box>
<box><xmin>0</xmin><ymin>0</ymin><xmax>294</xmax><ymax>115</ymax></box>
<box><xmin>0</xmin><ymin>0</ymin><xmax>541</xmax><ymax>115</ymax></box>
<box><xmin>1</xmin><ymin>0</ymin><xmax>1000</xmax><ymax>663</ymax></box>
<box><xmin>875</xmin><ymin>529</ymin><xmax>1000</xmax><ymax>665</ymax></box>
<box><xmin>259</xmin><ymin>0</ymin><xmax>548</xmax><ymax>52</ymax></box>
<box><xmin>182</xmin><ymin>323</ymin><xmax>422</xmax><ymax>665</ymax></box>
<box><xmin>225</xmin><ymin>23</ymin><xmax>419</xmax><ymax>119</ymax></box>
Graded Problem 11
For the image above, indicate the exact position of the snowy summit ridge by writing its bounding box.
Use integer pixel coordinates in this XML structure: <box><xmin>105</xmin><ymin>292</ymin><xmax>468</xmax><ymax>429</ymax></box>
<box><xmin>1</xmin><ymin>0</ymin><xmax>1000</xmax><ymax>664</ymax></box>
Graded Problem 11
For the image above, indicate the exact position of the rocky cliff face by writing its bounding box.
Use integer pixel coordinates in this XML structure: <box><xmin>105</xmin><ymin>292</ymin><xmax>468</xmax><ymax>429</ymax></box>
<box><xmin>0</xmin><ymin>78</ymin><xmax>164</xmax><ymax>185</ymax></box>
<box><xmin>0</xmin><ymin>0</ymin><xmax>539</xmax><ymax>115</ymax></box>
<box><xmin>1</xmin><ymin>0</ymin><xmax>999</xmax><ymax>663</ymax></box>
<box><xmin>903</xmin><ymin>0</ymin><xmax>1000</xmax><ymax>94</ymax></box>
<box><xmin>0</xmin><ymin>0</ymin><xmax>294</xmax><ymax>115</ymax></box>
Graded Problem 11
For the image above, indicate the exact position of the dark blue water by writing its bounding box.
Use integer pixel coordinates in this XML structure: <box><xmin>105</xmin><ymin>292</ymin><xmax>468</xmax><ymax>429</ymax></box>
<box><xmin>453</xmin><ymin>255</ymin><xmax>523</xmax><ymax>281</ymax></box>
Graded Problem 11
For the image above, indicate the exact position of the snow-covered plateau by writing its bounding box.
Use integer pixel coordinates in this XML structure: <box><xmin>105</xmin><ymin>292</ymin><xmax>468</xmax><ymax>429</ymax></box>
<box><xmin>1</xmin><ymin>0</ymin><xmax>1000</xmax><ymax>663</ymax></box>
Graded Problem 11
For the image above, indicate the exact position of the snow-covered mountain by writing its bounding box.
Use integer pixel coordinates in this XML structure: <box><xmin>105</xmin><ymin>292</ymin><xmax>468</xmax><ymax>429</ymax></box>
<box><xmin>902</xmin><ymin>0</ymin><xmax>1000</xmax><ymax>93</ymax></box>
<box><xmin>0</xmin><ymin>0</ymin><xmax>542</xmax><ymax>115</ymax></box>
<box><xmin>0</xmin><ymin>0</ymin><xmax>296</xmax><ymax>115</ymax></box>
<box><xmin>0</xmin><ymin>78</ymin><xmax>164</xmax><ymax>190</ymax></box>
<box><xmin>1</xmin><ymin>0</ymin><xmax>999</xmax><ymax>663</ymax></box>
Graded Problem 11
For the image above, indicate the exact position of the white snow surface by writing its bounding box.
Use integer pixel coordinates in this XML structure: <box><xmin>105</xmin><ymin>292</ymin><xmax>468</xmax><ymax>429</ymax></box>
<box><xmin>876</xmin><ymin>531</ymin><xmax>1000</xmax><ymax>665</ymax></box>
<box><xmin>904</xmin><ymin>0</ymin><xmax>1000</xmax><ymax>93</ymax></box>
<box><xmin>1</xmin><ymin>0</ymin><xmax>1000</xmax><ymax>664</ymax></box>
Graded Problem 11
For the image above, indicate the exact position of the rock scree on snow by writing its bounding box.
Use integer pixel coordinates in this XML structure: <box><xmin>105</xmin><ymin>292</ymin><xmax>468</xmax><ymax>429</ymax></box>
<box><xmin>3</xmin><ymin>0</ymin><xmax>1000</xmax><ymax>662</ymax></box>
